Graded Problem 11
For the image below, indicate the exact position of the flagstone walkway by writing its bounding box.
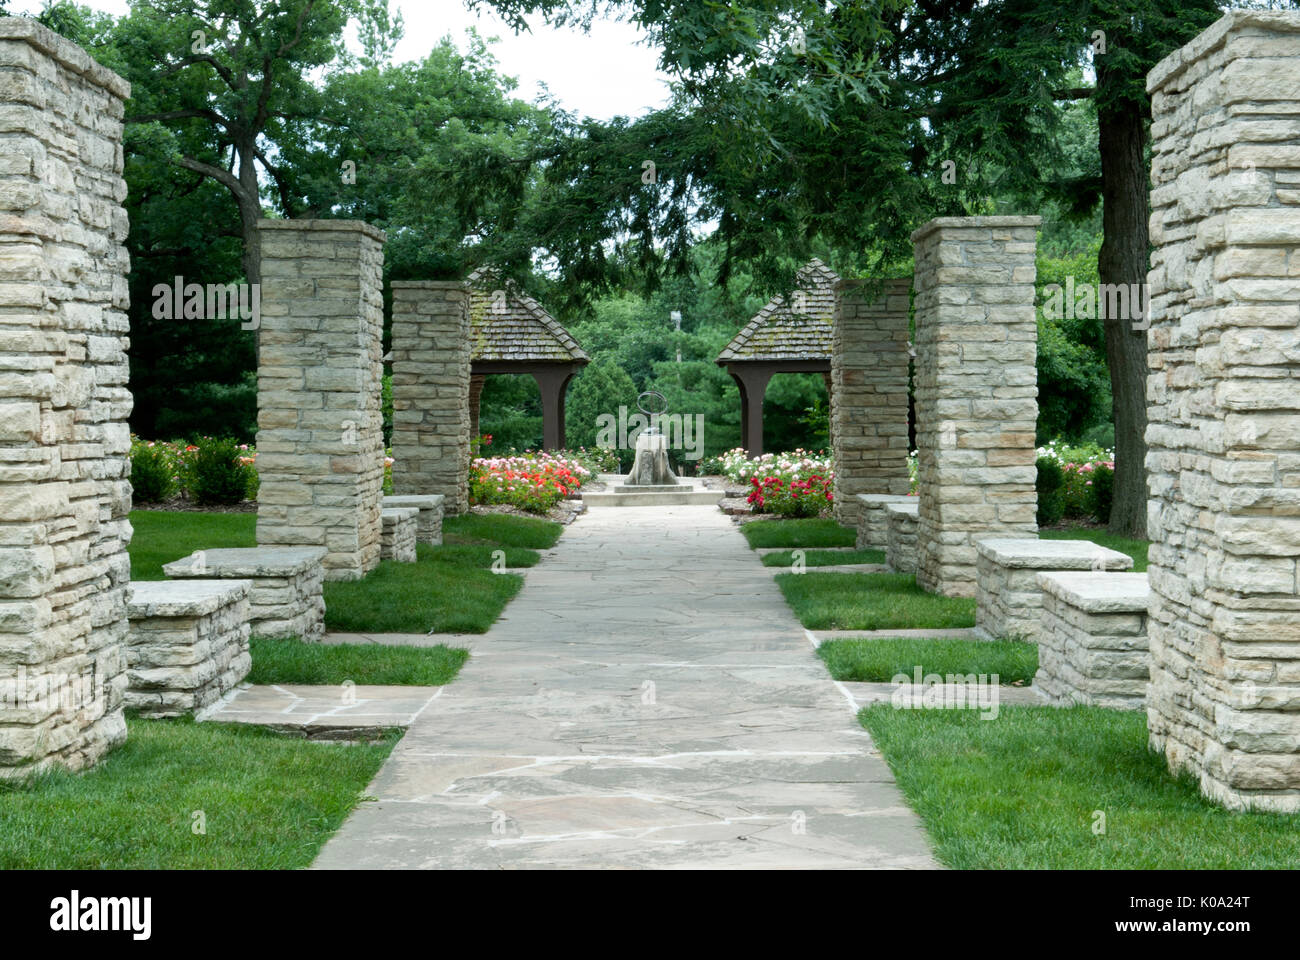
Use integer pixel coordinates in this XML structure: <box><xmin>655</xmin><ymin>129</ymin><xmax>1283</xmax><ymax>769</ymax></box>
<box><xmin>313</xmin><ymin>504</ymin><xmax>937</xmax><ymax>869</ymax></box>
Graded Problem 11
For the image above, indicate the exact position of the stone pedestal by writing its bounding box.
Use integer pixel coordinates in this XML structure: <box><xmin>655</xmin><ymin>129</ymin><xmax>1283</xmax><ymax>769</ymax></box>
<box><xmin>390</xmin><ymin>282</ymin><xmax>471</xmax><ymax>514</ymax></box>
<box><xmin>975</xmin><ymin>538</ymin><xmax>1133</xmax><ymax>641</ymax></box>
<box><xmin>623</xmin><ymin>431</ymin><xmax>678</xmax><ymax>487</ymax></box>
<box><xmin>912</xmin><ymin>217</ymin><xmax>1040</xmax><ymax>597</ymax></box>
<box><xmin>255</xmin><ymin>219</ymin><xmax>386</xmax><ymax>582</ymax></box>
<box><xmin>1035</xmin><ymin>572</ymin><xmax>1151</xmax><ymax>710</ymax></box>
<box><xmin>381</xmin><ymin>508</ymin><xmax>418</xmax><ymax>563</ymax></box>
<box><xmin>163</xmin><ymin>547</ymin><xmax>326</xmax><ymax>642</ymax></box>
<box><xmin>383</xmin><ymin>494</ymin><xmax>445</xmax><ymax>546</ymax></box>
<box><xmin>886</xmin><ymin>501</ymin><xmax>920</xmax><ymax>575</ymax></box>
<box><xmin>1145</xmin><ymin>9</ymin><xmax>1300</xmax><ymax>811</ymax></box>
<box><xmin>125</xmin><ymin>580</ymin><xmax>252</xmax><ymax>718</ymax></box>
<box><xmin>0</xmin><ymin>20</ymin><xmax>132</xmax><ymax>779</ymax></box>
<box><xmin>831</xmin><ymin>279</ymin><xmax>912</xmax><ymax>529</ymax></box>
<box><xmin>856</xmin><ymin>494</ymin><xmax>915</xmax><ymax>550</ymax></box>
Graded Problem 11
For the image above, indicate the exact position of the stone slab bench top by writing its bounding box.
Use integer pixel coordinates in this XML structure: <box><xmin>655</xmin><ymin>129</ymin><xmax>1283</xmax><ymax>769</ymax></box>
<box><xmin>856</xmin><ymin>494</ymin><xmax>915</xmax><ymax>505</ymax></box>
<box><xmin>885</xmin><ymin>500</ymin><xmax>920</xmax><ymax>516</ymax></box>
<box><xmin>1036</xmin><ymin>571</ymin><xmax>1151</xmax><ymax>613</ymax></box>
<box><xmin>127</xmin><ymin>579</ymin><xmax>252</xmax><ymax>618</ymax></box>
<box><xmin>162</xmin><ymin>546</ymin><xmax>328</xmax><ymax>578</ymax></box>
<box><xmin>976</xmin><ymin>537</ymin><xmax>1133</xmax><ymax>570</ymax></box>
<box><xmin>381</xmin><ymin>506</ymin><xmax>420</xmax><ymax>519</ymax></box>
<box><xmin>383</xmin><ymin>495</ymin><xmax>446</xmax><ymax>508</ymax></box>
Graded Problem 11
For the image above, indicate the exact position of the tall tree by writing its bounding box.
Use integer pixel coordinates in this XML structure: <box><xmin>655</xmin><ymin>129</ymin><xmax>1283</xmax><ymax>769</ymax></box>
<box><xmin>117</xmin><ymin>0</ymin><xmax>402</xmax><ymax>284</ymax></box>
<box><xmin>885</xmin><ymin>0</ymin><xmax>1226</xmax><ymax>536</ymax></box>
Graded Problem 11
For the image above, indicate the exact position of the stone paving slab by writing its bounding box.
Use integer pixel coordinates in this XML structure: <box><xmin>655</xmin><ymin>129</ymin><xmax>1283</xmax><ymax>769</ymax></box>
<box><xmin>314</xmin><ymin>504</ymin><xmax>939</xmax><ymax>870</ymax></box>
<box><xmin>199</xmin><ymin>683</ymin><xmax>445</xmax><ymax>740</ymax></box>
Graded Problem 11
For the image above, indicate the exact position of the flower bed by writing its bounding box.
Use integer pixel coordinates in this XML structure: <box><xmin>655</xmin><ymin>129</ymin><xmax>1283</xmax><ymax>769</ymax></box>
<box><xmin>469</xmin><ymin>452</ymin><xmax>592</xmax><ymax>514</ymax></box>
<box><xmin>709</xmin><ymin>448</ymin><xmax>835</xmax><ymax>518</ymax></box>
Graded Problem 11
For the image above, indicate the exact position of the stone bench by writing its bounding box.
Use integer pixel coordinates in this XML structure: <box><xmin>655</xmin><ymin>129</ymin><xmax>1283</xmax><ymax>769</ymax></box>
<box><xmin>162</xmin><ymin>547</ymin><xmax>327</xmax><ymax>642</ymax></box>
<box><xmin>126</xmin><ymin>580</ymin><xmax>253</xmax><ymax>718</ymax></box>
<box><xmin>974</xmin><ymin>538</ymin><xmax>1133</xmax><ymax>641</ymax></box>
<box><xmin>885</xmin><ymin>501</ymin><xmax>919</xmax><ymax>574</ymax></box>
<box><xmin>855</xmin><ymin>494</ymin><xmax>915</xmax><ymax>550</ymax></box>
<box><xmin>382</xmin><ymin>494</ymin><xmax>445</xmax><ymax>546</ymax></box>
<box><xmin>1034</xmin><ymin>571</ymin><xmax>1151</xmax><ymax>710</ymax></box>
<box><xmin>381</xmin><ymin>507</ymin><xmax>418</xmax><ymax>563</ymax></box>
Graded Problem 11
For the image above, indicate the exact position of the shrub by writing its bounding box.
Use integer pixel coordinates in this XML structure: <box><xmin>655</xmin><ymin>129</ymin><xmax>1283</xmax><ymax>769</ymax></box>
<box><xmin>130</xmin><ymin>440</ymin><xmax>177</xmax><ymax>503</ymax></box>
<box><xmin>1089</xmin><ymin>464</ymin><xmax>1115</xmax><ymax>525</ymax></box>
<box><xmin>188</xmin><ymin>437</ymin><xmax>256</xmax><ymax>505</ymax></box>
<box><xmin>1036</xmin><ymin>456</ymin><xmax>1065</xmax><ymax>526</ymax></box>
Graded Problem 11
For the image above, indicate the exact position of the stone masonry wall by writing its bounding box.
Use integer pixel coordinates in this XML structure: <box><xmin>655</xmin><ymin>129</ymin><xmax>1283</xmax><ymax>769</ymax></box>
<box><xmin>390</xmin><ymin>282</ymin><xmax>471</xmax><ymax>515</ymax></box>
<box><xmin>1145</xmin><ymin>10</ymin><xmax>1300</xmax><ymax>812</ymax></box>
<box><xmin>0</xmin><ymin>20</ymin><xmax>132</xmax><ymax>778</ymax></box>
<box><xmin>255</xmin><ymin>220</ymin><xmax>386</xmax><ymax>582</ymax></box>
<box><xmin>912</xmin><ymin>216</ymin><xmax>1040</xmax><ymax>597</ymax></box>
<box><xmin>831</xmin><ymin>278</ymin><xmax>912</xmax><ymax>529</ymax></box>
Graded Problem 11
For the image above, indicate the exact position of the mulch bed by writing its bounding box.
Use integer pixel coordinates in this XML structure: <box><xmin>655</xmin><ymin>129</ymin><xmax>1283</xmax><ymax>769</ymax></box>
<box><xmin>133</xmin><ymin>497</ymin><xmax>257</xmax><ymax>513</ymax></box>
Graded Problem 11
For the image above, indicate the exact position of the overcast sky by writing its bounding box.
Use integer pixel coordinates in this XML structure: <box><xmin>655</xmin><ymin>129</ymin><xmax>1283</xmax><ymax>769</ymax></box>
<box><xmin>10</xmin><ymin>0</ymin><xmax>670</xmax><ymax>120</ymax></box>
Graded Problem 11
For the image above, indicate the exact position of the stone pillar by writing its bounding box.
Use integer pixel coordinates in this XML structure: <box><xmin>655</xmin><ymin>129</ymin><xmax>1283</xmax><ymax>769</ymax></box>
<box><xmin>1145</xmin><ymin>9</ymin><xmax>1300</xmax><ymax>812</ymax></box>
<box><xmin>0</xmin><ymin>20</ymin><xmax>132</xmax><ymax>777</ymax></box>
<box><xmin>468</xmin><ymin>372</ymin><xmax>485</xmax><ymax>442</ymax></box>
<box><xmin>255</xmin><ymin>220</ymin><xmax>386</xmax><ymax>582</ymax></box>
<box><xmin>390</xmin><ymin>282</ymin><xmax>471</xmax><ymax>515</ymax></box>
<box><xmin>831</xmin><ymin>278</ymin><xmax>912</xmax><ymax>529</ymax></box>
<box><xmin>911</xmin><ymin>216</ymin><xmax>1040</xmax><ymax>597</ymax></box>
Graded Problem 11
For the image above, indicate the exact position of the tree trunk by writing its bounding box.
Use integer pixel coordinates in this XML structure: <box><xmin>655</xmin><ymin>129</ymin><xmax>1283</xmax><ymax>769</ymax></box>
<box><xmin>1096</xmin><ymin>87</ymin><xmax>1149</xmax><ymax>539</ymax></box>
<box><xmin>236</xmin><ymin>142</ymin><xmax>262</xmax><ymax>287</ymax></box>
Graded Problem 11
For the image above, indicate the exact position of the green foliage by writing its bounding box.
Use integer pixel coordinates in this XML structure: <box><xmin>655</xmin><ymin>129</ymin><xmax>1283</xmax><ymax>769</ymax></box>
<box><xmin>565</xmin><ymin>356</ymin><xmax>637</xmax><ymax>461</ymax></box>
<box><xmin>247</xmin><ymin>637</ymin><xmax>467</xmax><ymax>686</ymax></box>
<box><xmin>129</xmin><ymin>441</ymin><xmax>177</xmax><ymax>504</ymax></box>
<box><xmin>776</xmin><ymin>572</ymin><xmax>977</xmax><ymax>632</ymax></box>
<box><xmin>1035</xmin><ymin>239</ymin><xmax>1111</xmax><ymax>444</ymax></box>
<box><xmin>1035</xmin><ymin>456</ymin><xmax>1065</xmax><ymax>527</ymax></box>
<box><xmin>1089</xmin><ymin>463</ymin><xmax>1116</xmax><ymax>525</ymax></box>
<box><xmin>188</xmin><ymin>438</ymin><xmax>255</xmax><ymax>505</ymax></box>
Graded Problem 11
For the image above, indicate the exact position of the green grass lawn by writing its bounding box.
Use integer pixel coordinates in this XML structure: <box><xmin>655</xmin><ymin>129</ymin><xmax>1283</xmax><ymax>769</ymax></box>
<box><xmin>819</xmin><ymin>636</ymin><xmax>1037</xmax><ymax>684</ymax></box>
<box><xmin>129</xmin><ymin>510</ymin><xmax>256</xmax><ymax>580</ymax></box>
<box><xmin>248</xmin><ymin>637</ymin><xmax>468</xmax><ymax>685</ymax></box>
<box><xmin>760</xmin><ymin>547</ymin><xmax>886</xmax><ymax>567</ymax></box>
<box><xmin>128</xmin><ymin>510</ymin><xmax>560</xmax><ymax>635</ymax></box>
<box><xmin>443</xmin><ymin>513</ymin><xmax>562</xmax><ymax>550</ymax></box>
<box><xmin>0</xmin><ymin>717</ymin><xmax>396</xmax><ymax>869</ymax></box>
<box><xmin>740</xmin><ymin>518</ymin><xmax>857</xmax><ymax>549</ymax></box>
<box><xmin>324</xmin><ymin>543</ymin><xmax>525</xmax><ymax>633</ymax></box>
<box><xmin>1041</xmin><ymin>528</ymin><xmax>1149</xmax><ymax>572</ymax></box>
<box><xmin>776</xmin><ymin>571</ymin><xmax>976</xmax><ymax>631</ymax></box>
<box><xmin>860</xmin><ymin>704</ymin><xmax>1300</xmax><ymax>868</ymax></box>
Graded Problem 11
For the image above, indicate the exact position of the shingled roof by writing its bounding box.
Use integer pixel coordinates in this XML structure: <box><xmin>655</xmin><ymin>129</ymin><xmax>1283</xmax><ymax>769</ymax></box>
<box><xmin>716</xmin><ymin>259</ymin><xmax>839</xmax><ymax>363</ymax></box>
<box><xmin>466</xmin><ymin>267</ymin><xmax>588</xmax><ymax>364</ymax></box>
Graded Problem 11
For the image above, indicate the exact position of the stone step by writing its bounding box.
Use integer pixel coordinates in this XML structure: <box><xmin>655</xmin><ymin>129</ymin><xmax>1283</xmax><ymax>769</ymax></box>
<box><xmin>582</xmin><ymin>489</ymin><xmax>724</xmax><ymax>507</ymax></box>
<box><xmin>198</xmin><ymin>683</ymin><xmax>445</xmax><ymax>740</ymax></box>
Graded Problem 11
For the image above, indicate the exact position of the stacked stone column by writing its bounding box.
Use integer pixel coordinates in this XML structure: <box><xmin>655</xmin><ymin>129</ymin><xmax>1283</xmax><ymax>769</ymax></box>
<box><xmin>0</xmin><ymin>20</ymin><xmax>132</xmax><ymax>777</ymax></box>
<box><xmin>389</xmin><ymin>282</ymin><xmax>471</xmax><ymax>515</ymax></box>
<box><xmin>255</xmin><ymin>220</ymin><xmax>386</xmax><ymax>582</ymax></box>
<box><xmin>1145</xmin><ymin>10</ymin><xmax>1300</xmax><ymax>812</ymax></box>
<box><xmin>912</xmin><ymin>217</ymin><xmax>1040</xmax><ymax>597</ymax></box>
<box><xmin>830</xmin><ymin>278</ymin><xmax>912</xmax><ymax>529</ymax></box>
